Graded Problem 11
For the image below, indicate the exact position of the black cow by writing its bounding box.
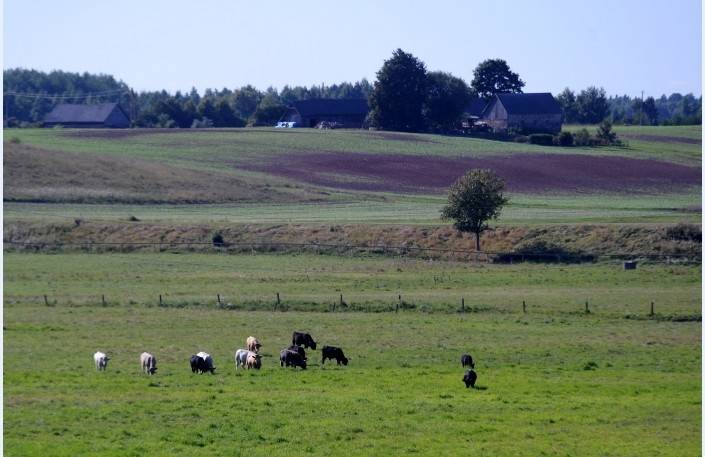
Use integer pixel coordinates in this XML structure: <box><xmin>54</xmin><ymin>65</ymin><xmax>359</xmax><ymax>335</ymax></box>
<box><xmin>287</xmin><ymin>345</ymin><xmax>307</xmax><ymax>361</ymax></box>
<box><xmin>460</xmin><ymin>353</ymin><xmax>474</xmax><ymax>368</ymax></box>
<box><xmin>292</xmin><ymin>331</ymin><xmax>317</xmax><ymax>350</ymax></box>
<box><xmin>321</xmin><ymin>346</ymin><xmax>348</xmax><ymax>366</ymax></box>
<box><xmin>280</xmin><ymin>349</ymin><xmax>307</xmax><ymax>370</ymax></box>
<box><xmin>463</xmin><ymin>369</ymin><xmax>477</xmax><ymax>388</ymax></box>
<box><xmin>190</xmin><ymin>355</ymin><xmax>201</xmax><ymax>373</ymax></box>
<box><xmin>190</xmin><ymin>353</ymin><xmax>215</xmax><ymax>374</ymax></box>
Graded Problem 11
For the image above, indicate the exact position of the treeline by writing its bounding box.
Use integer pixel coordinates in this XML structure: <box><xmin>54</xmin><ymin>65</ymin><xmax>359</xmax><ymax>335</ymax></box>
<box><xmin>4</xmin><ymin>65</ymin><xmax>701</xmax><ymax>129</ymax></box>
<box><xmin>3</xmin><ymin>68</ymin><xmax>372</xmax><ymax>127</ymax></box>
<box><xmin>557</xmin><ymin>86</ymin><xmax>701</xmax><ymax>125</ymax></box>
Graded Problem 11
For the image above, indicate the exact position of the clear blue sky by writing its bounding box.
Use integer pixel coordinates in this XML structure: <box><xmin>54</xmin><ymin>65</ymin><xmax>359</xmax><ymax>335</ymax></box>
<box><xmin>4</xmin><ymin>0</ymin><xmax>702</xmax><ymax>97</ymax></box>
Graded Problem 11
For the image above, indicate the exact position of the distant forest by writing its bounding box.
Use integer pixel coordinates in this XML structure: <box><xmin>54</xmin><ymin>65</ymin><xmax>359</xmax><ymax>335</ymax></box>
<box><xmin>3</xmin><ymin>68</ymin><xmax>701</xmax><ymax>127</ymax></box>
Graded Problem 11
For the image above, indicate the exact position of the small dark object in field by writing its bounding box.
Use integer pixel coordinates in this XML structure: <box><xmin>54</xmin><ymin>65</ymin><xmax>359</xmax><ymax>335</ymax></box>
<box><xmin>623</xmin><ymin>261</ymin><xmax>637</xmax><ymax>270</ymax></box>
<box><xmin>74</xmin><ymin>218</ymin><xmax>82</xmax><ymax>227</ymax></box>
<box><xmin>212</xmin><ymin>232</ymin><xmax>224</xmax><ymax>247</ymax></box>
<box><xmin>463</xmin><ymin>369</ymin><xmax>477</xmax><ymax>388</ymax></box>
<box><xmin>460</xmin><ymin>353</ymin><xmax>474</xmax><ymax>368</ymax></box>
<box><xmin>321</xmin><ymin>346</ymin><xmax>348</xmax><ymax>366</ymax></box>
<box><xmin>128</xmin><ymin>215</ymin><xmax>140</xmax><ymax>222</ymax></box>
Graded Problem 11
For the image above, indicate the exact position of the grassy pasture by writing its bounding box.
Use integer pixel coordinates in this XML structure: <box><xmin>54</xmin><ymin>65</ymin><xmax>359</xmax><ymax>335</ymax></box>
<box><xmin>3</xmin><ymin>253</ymin><xmax>701</xmax><ymax>456</ymax></box>
<box><xmin>4</xmin><ymin>191</ymin><xmax>700</xmax><ymax>225</ymax></box>
<box><xmin>4</xmin><ymin>252</ymin><xmax>701</xmax><ymax>316</ymax></box>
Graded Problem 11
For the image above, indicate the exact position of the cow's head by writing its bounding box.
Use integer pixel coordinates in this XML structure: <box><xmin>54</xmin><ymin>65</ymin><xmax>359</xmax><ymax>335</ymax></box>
<box><xmin>309</xmin><ymin>339</ymin><xmax>317</xmax><ymax>350</ymax></box>
<box><xmin>341</xmin><ymin>357</ymin><xmax>349</xmax><ymax>366</ymax></box>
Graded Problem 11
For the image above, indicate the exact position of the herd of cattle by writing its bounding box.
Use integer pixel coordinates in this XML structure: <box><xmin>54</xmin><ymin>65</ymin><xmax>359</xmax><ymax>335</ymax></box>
<box><xmin>93</xmin><ymin>331</ymin><xmax>478</xmax><ymax>388</ymax></box>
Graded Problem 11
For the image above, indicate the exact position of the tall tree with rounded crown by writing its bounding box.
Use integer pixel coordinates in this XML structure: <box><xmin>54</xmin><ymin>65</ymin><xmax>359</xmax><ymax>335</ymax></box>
<box><xmin>368</xmin><ymin>49</ymin><xmax>428</xmax><ymax>132</ymax></box>
<box><xmin>471</xmin><ymin>59</ymin><xmax>524</xmax><ymax>100</ymax></box>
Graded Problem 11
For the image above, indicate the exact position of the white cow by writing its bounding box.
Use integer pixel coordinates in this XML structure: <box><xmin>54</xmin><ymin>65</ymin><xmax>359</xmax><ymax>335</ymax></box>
<box><xmin>140</xmin><ymin>352</ymin><xmax>157</xmax><ymax>375</ymax></box>
<box><xmin>94</xmin><ymin>351</ymin><xmax>109</xmax><ymax>371</ymax></box>
<box><xmin>235</xmin><ymin>348</ymin><xmax>261</xmax><ymax>370</ymax></box>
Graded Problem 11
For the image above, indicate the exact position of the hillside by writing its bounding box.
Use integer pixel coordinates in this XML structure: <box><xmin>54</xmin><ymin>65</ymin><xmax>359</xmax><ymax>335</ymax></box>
<box><xmin>3</xmin><ymin>126</ymin><xmax>701</xmax><ymax>254</ymax></box>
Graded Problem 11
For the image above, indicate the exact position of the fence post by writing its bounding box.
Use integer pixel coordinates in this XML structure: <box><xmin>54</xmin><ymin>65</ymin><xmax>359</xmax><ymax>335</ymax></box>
<box><xmin>585</xmin><ymin>300</ymin><xmax>590</xmax><ymax>314</ymax></box>
<box><xmin>102</xmin><ymin>294</ymin><xmax>106</xmax><ymax>306</ymax></box>
<box><xmin>523</xmin><ymin>300</ymin><xmax>526</xmax><ymax>313</ymax></box>
<box><xmin>217</xmin><ymin>294</ymin><xmax>221</xmax><ymax>305</ymax></box>
<box><xmin>159</xmin><ymin>294</ymin><xmax>163</xmax><ymax>306</ymax></box>
<box><xmin>44</xmin><ymin>295</ymin><xmax>49</xmax><ymax>306</ymax></box>
<box><xmin>340</xmin><ymin>294</ymin><xmax>344</xmax><ymax>308</ymax></box>
<box><xmin>650</xmin><ymin>301</ymin><xmax>654</xmax><ymax>316</ymax></box>
<box><xmin>461</xmin><ymin>297</ymin><xmax>465</xmax><ymax>313</ymax></box>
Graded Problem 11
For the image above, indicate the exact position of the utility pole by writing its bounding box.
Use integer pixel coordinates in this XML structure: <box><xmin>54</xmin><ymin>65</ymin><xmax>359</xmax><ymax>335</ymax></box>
<box><xmin>639</xmin><ymin>90</ymin><xmax>644</xmax><ymax>126</ymax></box>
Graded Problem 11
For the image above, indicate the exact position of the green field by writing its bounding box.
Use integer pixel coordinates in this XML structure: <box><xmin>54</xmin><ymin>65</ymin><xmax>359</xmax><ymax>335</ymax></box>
<box><xmin>4</xmin><ymin>125</ymin><xmax>701</xmax><ymax>226</ymax></box>
<box><xmin>4</xmin><ymin>125</ymin><xmax>702</xmax><ymax>455</ymax></box>
<box><xmin>3</xmin><ymin>252</ymin><xmax>701</xmax><ymax>456</ymax></box>
<box><xmin>4</xmin><ymin>253</ymin><xmax>701</xmax><ymax>315</ymax></box>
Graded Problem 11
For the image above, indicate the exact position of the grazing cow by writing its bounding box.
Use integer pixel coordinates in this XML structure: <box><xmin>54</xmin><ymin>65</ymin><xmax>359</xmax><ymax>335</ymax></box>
<box><xmin>292</xmin><ymin>331</ymin><xmax>317</xmax><ymax>350</ymax></box>
<box><xmin>191</xmin><ymin>352</ymin><xmax>215</xmax><ymax>374</ymax></box>
<box><xmin>235</xmin><ymin>349</ymin><xmax>261</xmax><ymax>370</ymax></box>
<box><xmin>190</xmin><ymin>355</ymin><xmax>201</xmax><ymax>373</ymax></box>
<box><xmin>246</xmin><ymin>336</ymin><xmax>262</xmax><ymax>353</ymax></box>
<box><xmin>286</xmin><ymin>345</ymin><xmax>307</xmax><ymax>361</ymax></box>
<box><xmin>460</xmin><ymin>354</ymin><xmax>474</xmax><ymax>368</ymax></box>
<box><xmin>246</xmin><ymin>353</ymin><xmax>262</xmax><ymax>370</ymax></box>
<box><xmin>321</xmin><ymin>346</ymin><xmax>348</xmax><ymax>366</ymax></box>
<box><xmin>280</xmin><ymin>349</ymin><xmax>307</xmax><ymax>370</ymax></box>
<box><xmin>463</xmin><ymin>369</ymin><xmax>477</xmax><ymax>388</ymax></box>
<box><xmin>140</xmin><ymin>352</ymin><xmax>157</xmax><ymax>375</ymax></box>
<box><xmin>94</xmin><ymin>351</ymin><xmax>109</xmax><ymax>371</ymax></box>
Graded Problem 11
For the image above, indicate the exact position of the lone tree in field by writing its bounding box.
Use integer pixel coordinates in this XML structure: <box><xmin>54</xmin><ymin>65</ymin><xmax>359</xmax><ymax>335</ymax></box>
<box><xmin>471</xmin><ymin>59</ymin><xmax>524</xmax><ymax>100</ymax></box>
<box><xmin>441</xmin><ymin>169</ymin><xmax>509</xmax><ymax>251</ymax></box>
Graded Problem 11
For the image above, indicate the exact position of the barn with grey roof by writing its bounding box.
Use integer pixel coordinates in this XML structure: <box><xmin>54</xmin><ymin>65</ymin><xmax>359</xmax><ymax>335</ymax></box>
<box><xmin>481</xmin><ymin>93</ymin><xmax>562</xmax><ymax>134</ymax></box>
<box><xmin>280</xmin><ymin>98</ymin><xmax>369</xmax><ymax>128</ymax></box>
<box><xmin>43</xmin><ymin>103</ymin><xmax>130</xmax><ymax>128</ymax></box>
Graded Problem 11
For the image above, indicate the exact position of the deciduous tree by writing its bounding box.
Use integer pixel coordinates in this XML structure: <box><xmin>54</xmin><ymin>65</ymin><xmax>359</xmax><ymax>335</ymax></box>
<box><xmin>423</xmin><ymin>71</ymin><xmax>474</xmax><ymax>132</ymax></box>
<box><xmin>441</xmin><ymin>169</ymin><xmax>509</xmax><ymax>251</ymax></box>
<box><xmin>471</xmin><ymin>59</ymin><xmax>524</xmax><ymax>100</ymax></box>
<box><xmin>368</xmin><ymin>49</ymin><xmax>428</xmax><ymax>132</ymax></box>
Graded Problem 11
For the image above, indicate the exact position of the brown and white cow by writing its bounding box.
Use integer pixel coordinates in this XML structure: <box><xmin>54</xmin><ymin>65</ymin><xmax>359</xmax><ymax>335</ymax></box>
<box><xmin>246</xmin><ymin>336</ymin><xmax>262</xmax><ymax>353</ymax></box>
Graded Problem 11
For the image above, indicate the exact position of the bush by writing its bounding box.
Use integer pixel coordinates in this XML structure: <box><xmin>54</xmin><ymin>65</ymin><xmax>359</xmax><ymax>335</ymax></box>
<box><xmin>9</xmin><ymin>136</ymin><xmax>21</xmax><ymax>144</ymax></box>
<box><xmin>494</xmin><ymin>239</ymin><xmax>596</xmax><ymax>263</ymax></box>
<box><xmin>212</xmin><ymin>232</ymin><xmax>225</xmax><ymax>247</ymax></box>
<box><xmin>191</xmin><ymin>117</ymin><xmax>214</xmax><ymax>128</ymax></box>
<box><xmin>574</xmin><ymin>128</ymin><xmax>592</xmax><ymax>146</ymax></box>
<box><xmin>557</xmin><ymin>131</ymin><xmax>574</xmax><ymax>146</ymax></box>
<box><xmin>596</xmin><ymin>119</ymin><xmax>617</xmax><ymax>144</ymax></box>
<box><xmin>528</xmin><ymin>133</ymin><xmax>555</xmax><ymax>145</ymax></box>
<box><xmin>514</xmin><ymin>135</ymin><xmax>529</xmax><ymax>143</ymax></box>
<box><xmin>665</xmin><ymin>223</ymin><xmax>701</xmax><ymax>243</ymax></box>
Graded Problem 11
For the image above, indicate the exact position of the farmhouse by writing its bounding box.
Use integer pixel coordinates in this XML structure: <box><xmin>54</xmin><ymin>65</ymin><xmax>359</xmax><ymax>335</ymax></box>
<box><xmin>480</xmin><ymin>92</ymin><xmax>562</xmax><ymax>134</ymax></box>
<box><xmin>43</xmin><ymin>103</ymin><xmax>130</xmax><ymax>128</ymax></box>
<box><xmin>280</xmin><ymin>98</ymin><xmax>369</xmax><ymax>128</ymax></box>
